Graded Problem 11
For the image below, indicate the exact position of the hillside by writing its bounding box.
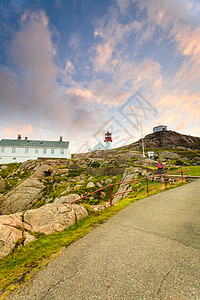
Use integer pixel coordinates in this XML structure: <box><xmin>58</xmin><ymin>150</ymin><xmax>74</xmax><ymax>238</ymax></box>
<box><xmin>121</xmin><ymin>130</ymin><xmax>200</xmax><ymax>150</ymax></box>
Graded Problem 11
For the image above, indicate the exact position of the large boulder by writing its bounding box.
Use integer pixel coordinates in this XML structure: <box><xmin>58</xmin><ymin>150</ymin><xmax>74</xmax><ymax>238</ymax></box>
<box><xmin>0</xmin><ymin>178</ymin><xmax>45</xmax><ymax>215</ymax></box>
<box><xmin>0</xmin><ymin>212</ymin><xmax>23</xmax><ymax>228</ymax></box>
<box><xmin>0</xmin><ymin>176</ymin><xmax>5</xmax><ymax>192</ymax></box>
<box><xmin>23</xmin><ymin>203</ymin><xmax>88</xmax><ymax>234</ymax></box>
<box><xmin>0</xmin><ymin>202</ymin><xmax>88</xmax><ymax>259</ymax></box>
<box><xmin>0</xmin><ymin>212</ymin><xmax>36</xmax><ymax>259</ymax></box>
<box><xmin>0</xmin><ymin>212</ymin><xmax>23</xmax><ymax>259</ymax></box>
<box><xmin>72</xmin><ymin>204</ymin><xmax>89</xmax><ymax>221</ymax></box>
<box><xmin>54</xmin><ymin>194</ymin><xmax>81</xmax><ymax>204</ymax></box>
<box><xmin>0</xmin><ymin>224</ymin><xmax>22</xmax><ymax>259</ymax></box>
<box><xmin>24</xmin><ymin>203</ymin><xmax>76</xmax><ymax>234</ymax></box>
<box><xmin>31</xmin><ymin>165</ymin><xmax>55</xmax><ymax>178</ymax></box>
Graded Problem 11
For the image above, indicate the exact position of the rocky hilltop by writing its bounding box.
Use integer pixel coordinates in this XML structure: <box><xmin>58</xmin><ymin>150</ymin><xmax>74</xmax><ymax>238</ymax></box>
<box><xmin>122</xmin><ymin>130</ymin><xmax>200</xmax><ymax>150</ymax></box>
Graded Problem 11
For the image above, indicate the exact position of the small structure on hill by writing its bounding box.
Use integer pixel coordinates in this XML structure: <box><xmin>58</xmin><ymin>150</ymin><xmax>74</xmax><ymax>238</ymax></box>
<box><xmin>0</xmin><ymin>135</ymin><xmax>70</xmax><ymax>164</ymax></box>
<box><xmin>147</xmin><ymin>151</ymin><xmax>155</xmax><ymax>160</ymax></box>
<box><xmin>153</xmin><ymin>125</ymin><xmax>167</xmax><ymax>133</ymax></box>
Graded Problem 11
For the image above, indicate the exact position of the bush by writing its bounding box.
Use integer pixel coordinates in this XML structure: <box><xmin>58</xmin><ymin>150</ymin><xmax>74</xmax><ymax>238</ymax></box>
<box><xmin>175</xmin><ymin>160</ymin><xmax>184</xmax><ymax>166</ymax></box>
<box><xmin>89</xmin><ymin>198</ymin><xmax>99</xmax><ymax>205</ymax></box>
<box><xmin>90</xmin><ymin>162</ymin><xmax>100</xmax><ymax>168</ymax></box>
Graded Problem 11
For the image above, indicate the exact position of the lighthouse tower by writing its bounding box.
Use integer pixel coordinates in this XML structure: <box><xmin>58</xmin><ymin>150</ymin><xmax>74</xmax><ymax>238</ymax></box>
<box><xmin>104</xmin><ymin>131</ymin><xmax>112</xmax><ymax>150</ymax></box>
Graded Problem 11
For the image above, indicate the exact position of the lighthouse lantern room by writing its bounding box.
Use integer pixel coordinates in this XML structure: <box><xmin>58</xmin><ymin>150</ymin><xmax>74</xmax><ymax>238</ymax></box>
<box><xmin>104</xmin><ymin>131</ymin><xmax>112</xmax><ymax>150</ymax></box>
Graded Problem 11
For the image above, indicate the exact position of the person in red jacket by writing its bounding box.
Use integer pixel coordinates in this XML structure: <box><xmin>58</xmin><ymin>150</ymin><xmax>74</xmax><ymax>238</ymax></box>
<box><xmin>158</xmin><ymin>162</ymin><xmax>162</xmax><ymax>174</ymax></box>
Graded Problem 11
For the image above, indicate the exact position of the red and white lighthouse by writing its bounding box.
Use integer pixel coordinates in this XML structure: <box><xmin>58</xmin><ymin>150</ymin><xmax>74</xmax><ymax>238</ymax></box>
<box><xmin>104</xmin><ymin>131</ymin><xmax>112</xmax><ymax>150</ymax></box>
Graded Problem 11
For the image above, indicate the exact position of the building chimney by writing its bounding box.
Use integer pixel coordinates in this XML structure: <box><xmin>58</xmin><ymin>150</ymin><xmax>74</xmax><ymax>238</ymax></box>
<box><xmin>17</xmin><ymin>134</ymin><xmax>22</xmax><ymax>140</ymax></box>
<box><xmin>25</xmin><ymin>137</ymin><xmax>28</xmax><ymax>140</ymax></box>
<box><xmin>59</xmin><ymin>136</ymin><xmax>63</xmax><ymax>142</ymax></box>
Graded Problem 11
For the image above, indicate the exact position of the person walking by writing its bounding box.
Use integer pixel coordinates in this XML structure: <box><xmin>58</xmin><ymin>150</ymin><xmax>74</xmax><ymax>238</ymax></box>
<box><xmin>158</xmin><ymin>162</ymin><xmax>162</xmax><ymax>174</ymax></box>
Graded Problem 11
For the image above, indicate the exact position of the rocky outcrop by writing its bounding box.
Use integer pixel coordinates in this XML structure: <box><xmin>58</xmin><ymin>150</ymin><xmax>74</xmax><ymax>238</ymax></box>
<box><xmin>0</xmin><ymin>223</ymin><xmax>23</xmax><ymax>259</ymax></box>
<box><xmin>54</xmin><ymin>194</ymin><xmax>81</xmax><ymax>204</ymax></box>
<box><xmin>23</xmin><ymin>203</ymin><xmax>88</xmax><ymax>234</ymax></box>
<box><xmin>23</xmin><ymin>204</ymin><xmax>76</xmax><ymax>234</ymax></box>
<box><xmin>0</xmin><ymin>212</ymin><xmax>36</xmax><ymax>259</ymax></box>
<box><xmin>0</xmin><ymin>178</ymin><xmax>45</xmax><ymax>215</ymax></box>
<box><xmin>0</xmin><ymin>164</ymin><xmax>57</xmax><ymax>215</ymax></box>
<box><xmin>128</xmin><ymin>130</ymin><xmax>200</xmax><ymax>150</ymax></box>
<box><xmin>159</xmin><ymin>151</ymin><xmax>180</xmax><ymax>159</ymax></box>
<box><xmin>72</xmin><ymin>204</ymin><xmax>88</xmax><ymax>221</ymax></box>
<box><xmin>0</xmin><ymin>202</ymin><xmax>88</xmax><ymax>259</ymax></box>
<box><xmin>0</xmin><ymin>176</ymin><xmax>5</xmax><ymax>192</ymax></box>
<box><xmin>112</xmin><ymin>168</ymin><xmax>139</xmax><ymax>205</ymax></box>
<box><xmin>31</xmin><ymin>165</ymin><xmax>55</xmax><ymax>178</ymax></box>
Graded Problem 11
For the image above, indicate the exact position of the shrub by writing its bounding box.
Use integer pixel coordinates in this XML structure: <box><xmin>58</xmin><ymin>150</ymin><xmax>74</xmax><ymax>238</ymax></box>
<box><xmin>90</xmin><ymin>162</ymin><xmax>100</xmax><ymax>168</ymax></box>
<box><xmin>175</xmin><ymin>160</ymin><xmax>184</xmax><ymax>166</ymax></box>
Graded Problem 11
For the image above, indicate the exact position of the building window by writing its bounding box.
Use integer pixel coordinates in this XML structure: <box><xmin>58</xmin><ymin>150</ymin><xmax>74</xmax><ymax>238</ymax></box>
<box><xmin>43</xmin><ymin>148</ymin><xmax>47</xmax><ymax>154</ymax></box>
<box><xmin>13</xmin><ymin>158</ymin><xmax>16</xmax><ymax>160</ymax></box>
<box><xmin>25</xmin><ymin>148</ymin><xmax>29</xmax><ymax>153</ymax></box>
<box><xmin>35</xmin><ymin>148</ymin><xmax>39</xmax><ymax>154</ymax></box>
<box><xmin>1</xmin><ymin>147</ymin><xmax>5</xmax><ymax>153</ymax></box>
<box><xmin>60</xmin><ymin>149</ymin><xmax>64</xmax><ymax>154</ymax></box>
<box><xmin>12</xmin><ymin>148</ymin><xmax>16</xmax><ymax>153</ymax></box>
<box><xmin>51</xmin><ymin>149</ymin><xmax>54</xmax><ymax>154</ymax></box>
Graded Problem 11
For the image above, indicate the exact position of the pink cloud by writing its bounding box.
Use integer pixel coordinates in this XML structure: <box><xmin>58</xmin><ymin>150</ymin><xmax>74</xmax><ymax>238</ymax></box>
<box><xmin>175</xmin><ymin>122</ymin><xmax>186</xmax><ymax>131</ymax></box>
<box><xmin>3</xmin><ymin>124</ymin><xmax>34</xmax><ymax>138</ymax></box>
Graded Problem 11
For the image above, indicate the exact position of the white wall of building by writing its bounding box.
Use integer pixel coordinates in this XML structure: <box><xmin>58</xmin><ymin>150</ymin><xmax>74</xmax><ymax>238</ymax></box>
<box><xmin>105</xmin><ymin>141</ymin><xmax>111</xmax><ymax>150</ymax></box>
<box><xmin>153</xmin><ymin>125</ymin><xmax>167</xmax><ymax>133</ymax></box>
<box><xmin>0</xmin><ymin>146</ymin><xmax>70</xmax><ymax>164</ymax></box>
<box><xmin>93</xmin><ymin>143</ymin><xmax>105</xmax><ymax>151</ymax></box>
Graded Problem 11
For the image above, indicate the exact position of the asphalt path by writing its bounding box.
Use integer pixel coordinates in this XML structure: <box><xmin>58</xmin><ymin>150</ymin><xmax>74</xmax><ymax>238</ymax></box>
<box><xmin>9</xmin><ymin>180</ymin><xmax>200</xmax><ymax>300</ymax></box>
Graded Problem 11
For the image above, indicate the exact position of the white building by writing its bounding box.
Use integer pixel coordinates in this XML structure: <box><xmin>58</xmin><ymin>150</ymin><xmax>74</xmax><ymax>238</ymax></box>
<box><xmin>147</xmin><ymin>151</ymin><xmax>155</xmax><ymax>160</ymax></box>
<box><xmin>0</xmin><ymin>135</ymin><xmax>70</xmax><ymax>164</ymax></box>
<box><xmin>93</xmin><ymin>143</ymin><xmax>105</xmax><ymax>151</ymax></box>
<box><xmin>153</xmin><ymin>125</ymin><xmax>167</xmax><ymax>133</ymax></box>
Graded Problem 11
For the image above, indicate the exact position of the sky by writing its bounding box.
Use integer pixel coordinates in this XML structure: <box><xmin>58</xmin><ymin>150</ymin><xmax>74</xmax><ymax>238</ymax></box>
<box><xmin>0</xmin><ymin>0</ymin><xmax>200</xmax><ymax>153</ymax></box>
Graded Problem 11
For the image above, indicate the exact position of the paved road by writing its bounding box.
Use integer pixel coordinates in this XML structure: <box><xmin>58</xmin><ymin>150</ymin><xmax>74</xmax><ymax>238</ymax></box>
<box><xmin>10</xmin><ymin>181</ymin><xmax>200</xmax><ymax>300</ymax></box>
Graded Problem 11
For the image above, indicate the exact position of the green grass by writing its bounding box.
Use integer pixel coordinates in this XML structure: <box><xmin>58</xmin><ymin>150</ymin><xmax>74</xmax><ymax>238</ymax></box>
<box><xmin>0</xmin><ymin>164</ymin><xmax>33</xmax><ymax>195</ymax></box>
<box><xmin>0</xmin><ymin>163</ymin><xmax>19</xmax><ymax>179</ymax></box>
<box><xmin>0</xmin><ymin>179</ymin><xmax>186</xmax><ymax>299</ymax></box>
<box><xmin>166</xmin><ymin>166</ymin><xmax>200</xmax><ymax>176</ymax></box>
<box><xmin>183</xmin><ymin>166</ymin><xmax>200</xmax><ymax>176</ymax></box>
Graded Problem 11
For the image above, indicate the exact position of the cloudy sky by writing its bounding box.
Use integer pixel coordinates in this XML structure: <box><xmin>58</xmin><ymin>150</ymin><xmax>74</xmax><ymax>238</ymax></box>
<box><xmin>0</xmin><ymin>0</ymin><xmax>200</xmax><ymax>152</ymax></box>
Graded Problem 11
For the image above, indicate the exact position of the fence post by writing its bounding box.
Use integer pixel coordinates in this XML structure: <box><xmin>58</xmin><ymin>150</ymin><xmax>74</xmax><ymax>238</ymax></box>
<box><xmin>109</xmin><ymin>185</ymin><xmax>113</xmax><ymax>206</ymax></box>
<box><xmin>146</xmin><ymin>177</ymin><xmax>149</xmax><ymax>196</ymax></box>
<box><xmin>164</xmin><ymin>174</ymin><xmax>167</xmax><ymax>188</ymax></box>
<box><xmin>181</xmin><ymin>167</ymin><xmax>183</xmax><ymax>181</ymax></box>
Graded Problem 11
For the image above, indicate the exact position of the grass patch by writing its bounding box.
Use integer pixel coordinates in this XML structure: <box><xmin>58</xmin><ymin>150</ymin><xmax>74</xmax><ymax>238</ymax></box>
<box><xmin>167</xmin><ymin>166</ymin><xmax>200</xmax><ymax>176</ymax></box>
<box><xmin>0</xmin><ymin>163</ymin><xmax>19</xmax><ymax>179</ymax></box>
<box><xmin>183</xmin><ymin>166</ymin><xmax>200</xmax><ymax>176</ymax></box>
<box><xmin>0</xmin><ymin>179</ymin><xmax>186</xmax><ymax>299</ymax></box>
